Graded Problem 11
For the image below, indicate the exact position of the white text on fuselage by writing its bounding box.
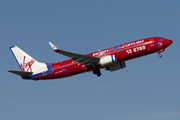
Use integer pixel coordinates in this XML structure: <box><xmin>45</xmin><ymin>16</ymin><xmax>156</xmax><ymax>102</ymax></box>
<box><xmin>93</xmin><ymin>50</ymin><xmax>109</xmax><ymax>57</ymax></box>
<box><xmin>92</xmin><ymin>40</ymin><xmax>144</xmax><ymax>57</ymax></box>
<box><xmin>126</xmin><ymin>46</ymin><xmax>146</xmax><ymax>54</ymax></box>
<box><xmin>121</xmin><ymin>40</ymin><xmax>144</xmax><ymax>48</ymax></box>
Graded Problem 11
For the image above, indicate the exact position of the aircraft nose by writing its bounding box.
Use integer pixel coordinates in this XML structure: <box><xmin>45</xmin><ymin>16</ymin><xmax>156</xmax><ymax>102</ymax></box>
<box><xmin>166</xmin><ymin>39</ymin><xmax>173</xmax><ymax>45</ymax></box>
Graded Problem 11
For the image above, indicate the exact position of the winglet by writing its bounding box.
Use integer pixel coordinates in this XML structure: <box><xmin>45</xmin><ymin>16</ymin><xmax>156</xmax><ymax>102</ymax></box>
<box><xmin>49</xmin><ymin>42</ymin><xmax>59</xmax><ymax>52</ymax></box>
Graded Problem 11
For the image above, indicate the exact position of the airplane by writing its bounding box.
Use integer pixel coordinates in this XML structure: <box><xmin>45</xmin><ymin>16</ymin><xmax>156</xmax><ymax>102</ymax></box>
<box><xmin>8</xmin><ymin>37</ymin><xmax>173</xmax><ymax>81</ymax></box>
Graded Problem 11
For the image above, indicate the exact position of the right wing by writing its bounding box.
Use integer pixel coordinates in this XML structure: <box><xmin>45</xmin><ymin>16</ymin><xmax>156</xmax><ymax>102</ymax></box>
<box><xmin>49</xmin><ymin>42</ymin><xmax>100</xmax><ymax>67</ymax></box>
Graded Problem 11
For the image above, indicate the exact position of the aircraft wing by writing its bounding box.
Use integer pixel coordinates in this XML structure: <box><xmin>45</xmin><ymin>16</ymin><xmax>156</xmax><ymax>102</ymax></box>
<box><xmin>49</xmin><ymin>42</ymin><xmax>100</xmax><ymax>67</ymax></box>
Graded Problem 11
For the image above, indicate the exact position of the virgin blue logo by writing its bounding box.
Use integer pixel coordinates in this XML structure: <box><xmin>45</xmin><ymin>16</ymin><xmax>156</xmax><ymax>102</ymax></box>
<box><xmin>155</xmin><ymin>42</ymin><xmax>162</xmax><ymax>46</ymax></box>
<box><xmin>63</xmin><ymin>69</ymin><xmax>67</xmax><ymax>72</ymax></box>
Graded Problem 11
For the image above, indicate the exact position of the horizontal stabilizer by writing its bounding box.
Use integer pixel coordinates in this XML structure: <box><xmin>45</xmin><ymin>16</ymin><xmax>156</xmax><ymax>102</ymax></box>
<box><xmin>8</xmin><ymin>70</ymin><xmax>33</xmax><ymax>76</ymax></box>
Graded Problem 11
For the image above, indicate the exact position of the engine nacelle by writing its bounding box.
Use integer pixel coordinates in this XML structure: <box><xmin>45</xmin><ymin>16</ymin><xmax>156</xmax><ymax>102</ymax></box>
<box><xmin>99</xmin><ymin>55</ymin><xmax>117</xmax><ymax>66</ymax></box>
<box><xmin>106</xmin><ymin>61</ymin><xmax>126</xmax><ymax>71</ymax></box>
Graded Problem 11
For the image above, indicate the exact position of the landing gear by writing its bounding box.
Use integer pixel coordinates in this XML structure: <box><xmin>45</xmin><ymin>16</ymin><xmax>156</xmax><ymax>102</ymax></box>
<box><xmin>157</xmin><ymin>49</ymin><xmax>165</xmax><ymax>58</ymax></box>
<box><xmin>97</xmin><ymin>72</ymin><xmax>101</xmax><ymax>77</ymax></box>
<box><xmin>158</xmin><ymin>53</ymin><xmax>162</xmax><ymax>58</ymax></box>
<box><xmin>93</xmin><ymin>68</ymin><xmax>101</xmax><ymax>77</ymax></box>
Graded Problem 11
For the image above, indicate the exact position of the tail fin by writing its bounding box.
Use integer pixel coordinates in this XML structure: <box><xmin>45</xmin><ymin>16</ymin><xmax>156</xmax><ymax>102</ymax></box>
<box><xmin>10</xmin><ymin>46</ymin><xmax>48</xmax><ymax>74</ymax></box>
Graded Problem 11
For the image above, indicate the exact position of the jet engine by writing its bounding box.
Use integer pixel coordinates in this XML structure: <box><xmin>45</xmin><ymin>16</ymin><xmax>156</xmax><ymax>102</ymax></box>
<box><xmin>106</xmin><ymin>61</ymin><xmax>126</xmax><ymax>71</ymax></box>
<box><xmin>99</xmin><ymin>55</ymin><xmax>117</xmax><ymax>66</ymax></box>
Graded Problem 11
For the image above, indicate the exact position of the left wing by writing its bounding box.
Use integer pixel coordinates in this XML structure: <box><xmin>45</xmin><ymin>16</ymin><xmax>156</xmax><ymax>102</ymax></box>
<box><xmin>49</xmin><ymin>42</ymin><xmax>100</xmax><ymax>67</ymax></box>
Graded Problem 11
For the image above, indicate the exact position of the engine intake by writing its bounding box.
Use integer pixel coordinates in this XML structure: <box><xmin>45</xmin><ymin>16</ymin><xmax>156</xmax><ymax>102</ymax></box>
<box><xmin>99</xmin><ymin>55</ymin><xmax>117</xmax><ymax>66</ymax></box>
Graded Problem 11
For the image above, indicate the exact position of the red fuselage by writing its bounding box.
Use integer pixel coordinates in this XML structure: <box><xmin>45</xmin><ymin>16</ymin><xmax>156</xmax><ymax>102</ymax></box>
<box><xmin>32</xmin><ymin>37</ymin><xmax>172</xmax><ymax>80</ymax></box>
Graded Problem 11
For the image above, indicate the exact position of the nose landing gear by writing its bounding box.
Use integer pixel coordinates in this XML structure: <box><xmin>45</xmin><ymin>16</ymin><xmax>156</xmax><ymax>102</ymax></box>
<box><xmin>158</xmin><ymin>53</ymin><xmax>162</xmax><ymax>58</ymax></box>
<box><xmin>157</xmin><ymin>49</ymin><xmax>165</xmax><ymax>58</ymax></box>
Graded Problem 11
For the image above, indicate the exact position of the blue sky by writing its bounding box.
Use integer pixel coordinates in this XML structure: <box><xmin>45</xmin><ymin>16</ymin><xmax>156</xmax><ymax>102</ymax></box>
<box><xmin>1</xmin><ymin>0</ymin><xmax>180</xmax><ymax>120</ymax></box>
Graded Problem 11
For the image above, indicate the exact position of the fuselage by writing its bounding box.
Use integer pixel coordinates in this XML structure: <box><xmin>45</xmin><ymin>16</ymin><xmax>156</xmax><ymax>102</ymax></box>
<box><xmin>30</xmin><ymin>37</ymin><xmax>172</xmax><ymax>80</ymax></box>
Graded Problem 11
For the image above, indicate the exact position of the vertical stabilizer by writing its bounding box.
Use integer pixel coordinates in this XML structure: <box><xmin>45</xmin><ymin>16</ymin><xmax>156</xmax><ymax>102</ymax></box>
<box><xmin>10</xmin><ymin>46</ymin><xmax>48</xmax><ymax>74</ymax></box>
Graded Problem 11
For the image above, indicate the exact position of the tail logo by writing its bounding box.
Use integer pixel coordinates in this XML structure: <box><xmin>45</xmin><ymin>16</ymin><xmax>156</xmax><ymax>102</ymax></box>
<box><xmin>20</xmin><ymin>56</ymin><xmax>35</xmax><ymax>72</ymax></box>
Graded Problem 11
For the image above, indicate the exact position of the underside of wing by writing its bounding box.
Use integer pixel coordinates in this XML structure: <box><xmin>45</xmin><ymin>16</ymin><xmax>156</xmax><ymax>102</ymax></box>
<box><xmin>49</xmin><ymin>42</ymin><xmax>100</xmax><ymax>67</ymax></box>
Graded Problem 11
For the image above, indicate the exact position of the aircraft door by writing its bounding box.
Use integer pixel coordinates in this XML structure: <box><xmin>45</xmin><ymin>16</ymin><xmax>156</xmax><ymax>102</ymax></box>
<box><xmin>149</xmin><ymin>39</ymin><xmax>154</xmax><ymax>46</ymax></box>
<box><xmin>148</xmin><ymin>38</ymin><xmax>155</xmax><ymax>53</ymax></box>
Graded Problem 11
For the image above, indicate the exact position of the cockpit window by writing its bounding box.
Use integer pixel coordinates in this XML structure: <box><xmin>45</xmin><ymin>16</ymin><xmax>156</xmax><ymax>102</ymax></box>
<box><xmin>158</xmin><ymin>38</ymin><xmax>165</xmax><ymax>40</ymax></box>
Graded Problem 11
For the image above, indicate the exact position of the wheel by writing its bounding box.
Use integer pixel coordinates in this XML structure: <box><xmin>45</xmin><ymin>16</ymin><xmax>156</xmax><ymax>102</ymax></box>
<box><xmin>97</xmin><ymin>72</ymin><xmax>101</xmax><ymax>77</ymax></box>
<box><xmin>158</xmin><ymin>54</ymin><xmax>162</xmax><ymax>57</ymax></box>
<box><xmin>94</xmin><ymin>68</ymin><xmax>101</xmax><ymax>77</ymax></box>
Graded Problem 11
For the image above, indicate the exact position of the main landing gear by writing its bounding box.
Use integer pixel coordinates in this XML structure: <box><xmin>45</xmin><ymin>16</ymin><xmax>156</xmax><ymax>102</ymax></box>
<box><xmin>93</xmin><ymin>68</ymin><xmax>101</xmax><ymax>77</ymax></box>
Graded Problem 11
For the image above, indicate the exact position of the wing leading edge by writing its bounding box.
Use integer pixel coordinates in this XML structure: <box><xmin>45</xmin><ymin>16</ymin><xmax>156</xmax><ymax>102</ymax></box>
<box><xmin>48</xmin><ymin>42</ymin><xmax>100</xmax><ymax>67</ymax></box>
